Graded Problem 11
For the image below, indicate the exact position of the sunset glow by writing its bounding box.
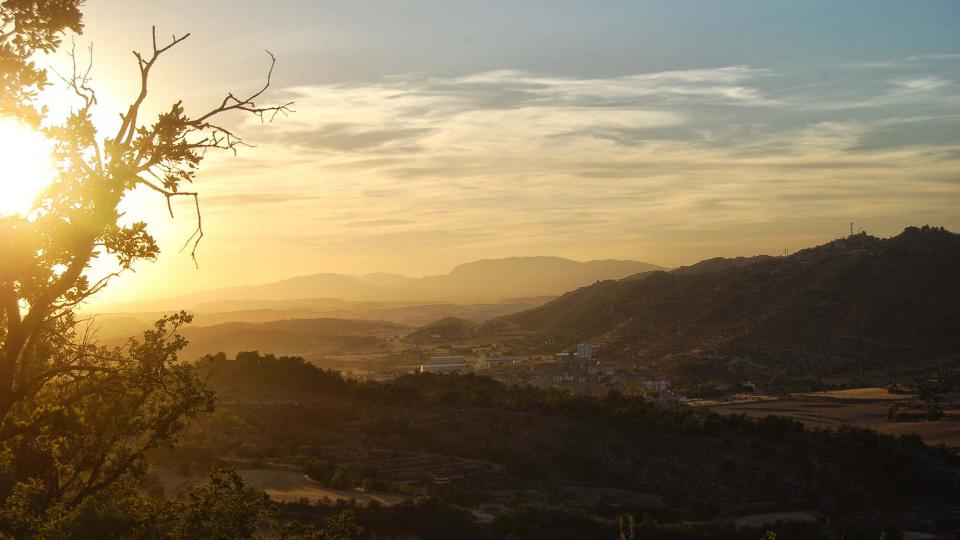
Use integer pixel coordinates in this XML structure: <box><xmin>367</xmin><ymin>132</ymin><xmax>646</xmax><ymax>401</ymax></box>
<box><xmin>0</xmin><ymin>119</ymin><xmax>56</xmax><ymax>216</ymax></box>
<box><xmin>2</xmin><ymin>2</ymin><xmax>960</xmax><ymax>536</ymax></box>
<box><xmin>55</xmin><ymin>0</ymin><xmax>957</xmax><ymax>306</ymax></box>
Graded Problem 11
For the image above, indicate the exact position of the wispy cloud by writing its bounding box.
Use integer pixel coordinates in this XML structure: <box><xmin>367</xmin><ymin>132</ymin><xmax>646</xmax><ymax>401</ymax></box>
<box><xmin>125</xmin><ymin>60</ymin><xmax>959</xmax><ymax>296</ymax></box>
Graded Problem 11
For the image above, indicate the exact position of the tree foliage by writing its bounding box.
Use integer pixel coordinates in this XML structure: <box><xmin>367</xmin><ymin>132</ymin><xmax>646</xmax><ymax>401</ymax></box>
<box><xmin>0</xmin><ymin>0</ymin><xmax>293</xmax><ymax>536</ymax></box>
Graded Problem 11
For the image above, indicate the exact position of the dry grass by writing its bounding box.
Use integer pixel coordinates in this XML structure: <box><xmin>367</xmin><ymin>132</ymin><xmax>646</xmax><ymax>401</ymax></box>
<box><xmin>877</xmin><ymin>420</ymin><xmax>960</xmax><ymax>448</ymax></box>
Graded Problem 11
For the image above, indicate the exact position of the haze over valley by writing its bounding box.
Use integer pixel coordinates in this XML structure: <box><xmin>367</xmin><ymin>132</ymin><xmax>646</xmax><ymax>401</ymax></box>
<box><xmin>91</xmin><ymin>227</ymin><xmax>960</xmax><ymax>395</ymax></box>
<box><xmin>2</xmin><ymin>1</ymin><xmax>959</xmax><ymax>538</ymax></box>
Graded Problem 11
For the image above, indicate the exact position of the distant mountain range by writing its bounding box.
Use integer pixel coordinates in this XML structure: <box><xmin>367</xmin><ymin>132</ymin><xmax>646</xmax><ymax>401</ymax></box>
<box><xmin>88</xmin><ymin>299</ymin><xmax>556</xmax><ymax>347</ymax></box>
<box><xmin>90</xmin><ymin>228</ymin><xmax>960</xmax><ymax>378</ymax></box>
<box><xmin>489</xmin><ymin>226</ymin><xmax>960</xmax><ymax>379</ymax></box>
<box><xmin>99</xmin><ymin>257</ymin><xmax>664</xmax><ymax>312</ymax></box>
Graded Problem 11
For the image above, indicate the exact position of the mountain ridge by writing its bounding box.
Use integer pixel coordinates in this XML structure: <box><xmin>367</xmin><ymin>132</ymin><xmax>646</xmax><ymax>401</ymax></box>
<box><xmin>489</xmin><ymin>226</ymin><xmax>960</xmax><ymax>381</ymax></box>
<box><xmin>96</xmin><ymin>256</ymin><xmax>663</xmax><ymax>312</ymax></box>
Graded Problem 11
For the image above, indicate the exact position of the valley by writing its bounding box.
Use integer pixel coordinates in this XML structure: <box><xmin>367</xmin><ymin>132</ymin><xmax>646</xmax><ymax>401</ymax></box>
<box><xmin>121</xmin><ymin>228</ymin><xmax>960</xmax><ymax>538</ymax></box>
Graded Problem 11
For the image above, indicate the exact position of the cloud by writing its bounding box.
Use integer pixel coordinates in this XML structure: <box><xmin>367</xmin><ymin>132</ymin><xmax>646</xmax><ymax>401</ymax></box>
<box><xmin>175</xmin><ymin>60</ymin><xmax>960</xmax><ymax>276</ymax></box>
<box><xmin>775</xmin><ymin>55</ymin><xmax>960</xmax><ymax>112</ymax></box>
<box><xmin>276</xmin><ymin>124</ymin><xmax>433</xmax><ymax>153</ymax></box>
<box><xmin>893</xmin><ymin>77</ymin><xmax>948</xmax><ymax>92</ymax></box>
<box><xmin>202</xmin><ymin>192</ymin><xmax>324</xmax><ymax>205</ymax></box>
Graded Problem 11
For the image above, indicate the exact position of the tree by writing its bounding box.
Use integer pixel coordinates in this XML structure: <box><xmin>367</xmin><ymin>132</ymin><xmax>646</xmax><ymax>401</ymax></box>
<box><xmin>330</xmin><ymin>466</ymin><xmax>357</xmax><ymax>490</ymax></box>
<box><xmin>0</xmin><ymin>0</ymin><xmax>289</xmax><ymax>534</ymax></box>
<box><xmin>170</xmin><ymin>469</ymin><xmax>270</xmax><ymax>540</ymax></box>
<box><xmin>22</xmin><ymin>468</ymin><xmax>362</xmax><ymax>539</ymax></box>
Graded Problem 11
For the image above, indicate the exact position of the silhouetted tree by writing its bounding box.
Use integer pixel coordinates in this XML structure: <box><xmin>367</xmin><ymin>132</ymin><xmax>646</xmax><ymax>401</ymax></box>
<box><xmin>0</xmin><ymin>0</ymin><xmax>289</xmax><ymax>534</ymax></box>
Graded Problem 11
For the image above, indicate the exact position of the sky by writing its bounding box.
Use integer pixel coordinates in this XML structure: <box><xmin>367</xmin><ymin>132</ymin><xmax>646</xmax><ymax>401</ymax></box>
<box><xmin>58</xmin><ymin>1</ymin><xmax>960</xmax><ymax>304</ymax></box>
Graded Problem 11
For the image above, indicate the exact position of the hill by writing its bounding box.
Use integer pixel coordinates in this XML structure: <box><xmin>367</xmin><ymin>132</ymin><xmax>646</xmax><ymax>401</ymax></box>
<box><xmin>173</xmin><ymin>318</ymin><xmax>408</xmax><ymax>359</ymax></box>
<box><xmin>168</xmin><ymin>354</ymin><xmax>960</xmax><ymax>538</ymax></box>
<box><xmin>96</xmin><ymin>257</ymin><xmax>663</xmax><ymax>311</ymax></box>
<box><xmin>492</xmin><ymin>226</ymin><xmax>960</xmax><ymax>381</ymax></box>
<box><xmin>88</xmin><ymin>298</ymin><xmax>553</xmax><ymax>345</ymax></box>
<box><xmin>404</xmin><ymin>316</ymin><xmax>478</xmax><ymax>344</ymax></box>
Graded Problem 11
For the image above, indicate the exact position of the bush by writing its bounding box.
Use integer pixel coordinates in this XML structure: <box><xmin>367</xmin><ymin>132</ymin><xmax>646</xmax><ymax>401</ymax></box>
<box><xmin>330</xmin><ymin>466</ymin><xmax>357</xmax><ymax>489</ymax></box>
<box><xmin>304</xmin><ymin>458</ymin><xmax>332</xmax><ymax>484</ymax></box>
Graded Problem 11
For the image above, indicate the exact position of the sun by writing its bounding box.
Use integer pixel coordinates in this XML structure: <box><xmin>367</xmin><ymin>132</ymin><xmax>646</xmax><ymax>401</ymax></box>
<box><xmin>0</xmin><ymin>118</ymin><xmax>57</xmax><ymax>216</ymax></box>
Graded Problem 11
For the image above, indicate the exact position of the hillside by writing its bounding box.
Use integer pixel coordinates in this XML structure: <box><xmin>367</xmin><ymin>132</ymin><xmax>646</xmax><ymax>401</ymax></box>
<box><xmin>493</xmin><ymin>226</ymin><xmax>960</xmax><ymax>379</ymax></box>
<box><xmin>405</xmin><ymin>316</ymin><xmax>478</xmax><ymax>344</ymax></box>
<box><xmin>96</xmin><ymin>257</ymin><xmax>663</xmax><ymax>311</ymax></box>
<box><xmin>166</xmin><ymin>355</ymin><xmax>960</xmax><ymax>538</ymax></box>
<box><xmin>173</xmin><ymin>318</ymin><xmax>408</xmax><ymax>359</ymax></box>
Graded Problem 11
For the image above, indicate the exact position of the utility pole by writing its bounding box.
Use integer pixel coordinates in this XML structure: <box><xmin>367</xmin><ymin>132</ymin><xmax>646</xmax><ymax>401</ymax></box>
<box><xmin>849</xmin><ymin>222</ymin><xmax>853</xmax><ymax>237</ymax></box>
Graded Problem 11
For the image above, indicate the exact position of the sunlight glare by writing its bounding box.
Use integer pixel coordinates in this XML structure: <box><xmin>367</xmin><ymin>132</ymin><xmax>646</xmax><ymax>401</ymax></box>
<box><xmin>0</xmin><ymin>118</ymin><xmax>57</xmax><ymax>216</ymax></box>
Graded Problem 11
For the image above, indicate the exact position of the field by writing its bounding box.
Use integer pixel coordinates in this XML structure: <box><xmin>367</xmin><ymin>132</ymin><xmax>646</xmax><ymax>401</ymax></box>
<box><xmin>237</xmin><ymin>469</ymin><xmax>409</xmax><ymax>505</ymax></box>
<box><xmin>796</xmin><ymin>387</ymin><xmax>908</xmax><ymax>400</ymax></box>
<box><xmin>709</xmin><ymin>387</ymin><xmax>960</xmax><ymax>449</ymax></box>
<box><xmin>151</xmin><ymin>467</ymin><xmax>411</xmax><ymax>506</ymax></box>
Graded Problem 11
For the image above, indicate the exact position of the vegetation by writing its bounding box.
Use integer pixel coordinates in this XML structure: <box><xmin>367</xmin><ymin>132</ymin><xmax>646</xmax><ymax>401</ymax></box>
<box><xmin>1</xmin><ymin>1</ymin><xmax>957</xmax><ymax>537</ymax></box>
<box><xmin>492</xmin><ymin>226</ymin><xmax>960</xmax><ymax>385</ymax></box>
<box><xmin>169</xmin><ymin>352</ymin><xmax>960</xmax><ymax>537</ymax></box>
<box><xmin>200</xmin><ymin>351</ymin><xmax>351</xmax><ymax>393</ymax></box>
<box><xmin>405</xmin><ymin>317</ymin><xmax>478</xmax><ymax>344</ymax></box>
<box><xmin>0</xmin><ymin>1</ymin><xmax>307</xmax><ymax>537</ymax></box>
<box><xmin>2</xmin><ymin>466</ymin><xmax>361</xmax><ymax>539</ymax></box>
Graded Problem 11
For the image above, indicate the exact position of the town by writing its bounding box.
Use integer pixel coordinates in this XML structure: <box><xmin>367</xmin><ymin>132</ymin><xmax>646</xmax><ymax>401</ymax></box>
<box><xmin>349</xmin><ymin>343</ymin><xmax>690</xmax><ymax>407</ymax></box>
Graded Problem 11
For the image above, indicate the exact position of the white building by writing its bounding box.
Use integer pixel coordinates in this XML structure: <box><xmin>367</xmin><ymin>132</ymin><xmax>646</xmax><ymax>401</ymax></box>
<box><xmin>576</xmin><ymin>343</ymin><xmax>593</xmax><ymax>361</ymax></box>
<box><xmin>477</xmin><ymin>355</ymin><xmax>527</xmax><ymax>370</ymax></box>
<box><xmin>420</xmin><ymin>355</ymin><xmax>468</xmax><ymax>374</ymax></box>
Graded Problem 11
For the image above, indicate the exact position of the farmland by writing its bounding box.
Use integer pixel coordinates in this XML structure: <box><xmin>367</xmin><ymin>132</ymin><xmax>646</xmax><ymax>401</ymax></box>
<box><xmin>709</xmin><ymin>387</ymin><xmax>960</xmax><ymax>449</ymax></box>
